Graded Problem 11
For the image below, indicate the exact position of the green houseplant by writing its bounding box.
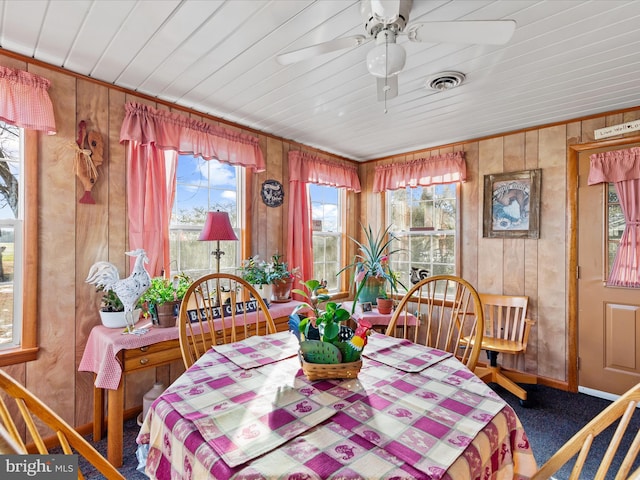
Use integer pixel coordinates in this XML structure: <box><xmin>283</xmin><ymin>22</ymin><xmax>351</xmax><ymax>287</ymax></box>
<box><xmin>339</xmin><ymin>224</ymin><xmax>405</xmax><ymax>311</ymax></box>
<box><xmin>240</xmin><ymin>253</ymin><xmax>300</xmax><ymax>301</ymax></box>
<box><xmin>267</xmin><ymin>253</ymin><xmax>299</xmax><ymax>302</ymax></box>
<box><xmin>140</xmin><ymin>274</ymin><xmax>191</xmax><ymax>327</ymax></box>
<box><xmin>291</xmin><ymin>279</ymin><xmax>372</xmax><ymax>381</ymax></box>
<box><xmin>96</xmin><ymin>286</ymin><xmax>144</xmax><ymax>328</ymax></box>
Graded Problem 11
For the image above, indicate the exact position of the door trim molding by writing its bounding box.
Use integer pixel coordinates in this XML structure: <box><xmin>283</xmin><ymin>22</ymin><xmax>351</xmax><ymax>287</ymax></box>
<box><xmin>567</xmin><ymin>134</ymin><xmax>640</xmax><ymax>392</ymax></box>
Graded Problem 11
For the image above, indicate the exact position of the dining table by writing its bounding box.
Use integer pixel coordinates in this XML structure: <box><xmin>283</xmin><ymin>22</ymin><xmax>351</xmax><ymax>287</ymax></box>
<box><xmin>136</xmin><ymin>331</ymin><xmax>537</xmax><ymax>479</ymax></box>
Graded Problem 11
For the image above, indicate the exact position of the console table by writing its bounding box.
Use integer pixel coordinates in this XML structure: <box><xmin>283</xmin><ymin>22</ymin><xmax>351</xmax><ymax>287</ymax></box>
<box><xmin>79</xmin><ymin>300</ymin><xmax>302</xmax><ymax>467</ymax></box>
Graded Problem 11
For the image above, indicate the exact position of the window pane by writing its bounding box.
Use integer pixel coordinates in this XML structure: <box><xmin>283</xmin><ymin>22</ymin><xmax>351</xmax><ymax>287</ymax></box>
<box><xmin>606</xmin><ymin>182</ymin><xmax>625</xmax><ymax>278</ymax></box>
<box><xmin>388</xmin><ymin>184</ymin><xmax>457</xmax><ymax>291</ymax></box>
<box><xmin>310</xmin><ymin>184</ymin><xmax>341</xmax><ymax>290</ymax></box>
<box><xmin>0</xmin><ymin>123</ymin><xmax>21</xmax><ymax>349</ymax></box>
<box><xmin>171</xmin><ymin>155</ymin><xmax>240</xmax><ymax>277</ymax></box>
<box><xmin>0</xmin><ymin>229</ymin><xmax>15</xmax><ymax>346</ymax></box>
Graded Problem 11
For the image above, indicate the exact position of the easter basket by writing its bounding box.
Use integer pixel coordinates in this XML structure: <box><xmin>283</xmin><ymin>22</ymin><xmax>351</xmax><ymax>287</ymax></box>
<box><xmin>299</xmin><ymin>353</ymin><xmax>362</xmax><ymax>381</ymax></box>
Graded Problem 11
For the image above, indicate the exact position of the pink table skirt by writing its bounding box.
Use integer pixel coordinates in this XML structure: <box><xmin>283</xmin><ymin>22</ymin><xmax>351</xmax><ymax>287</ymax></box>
<box><xmin>79</xmin><ymin>301</ymin><xmax>302</xmax><ymax>389</ymax></box>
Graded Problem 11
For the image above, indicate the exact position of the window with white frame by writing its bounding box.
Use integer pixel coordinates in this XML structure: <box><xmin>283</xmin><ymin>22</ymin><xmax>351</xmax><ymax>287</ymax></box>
<box><xmin>170</xmin><ymin>154</ymin><xmax>242</xmax><ymax>278</ymax></box>
<box><xmin>0</xmin><ymin>122</ymin><xmax>22</xmax><ymax>350</ymax></box>
<box><xmin>387</xmin><ymin>183</ymin><xmax>458</xmax><ymax>290</ymax></box>
<box><xmin>310</xmin><ymin>184</ymin><xmax>342</xmax><ymax>292</ymax></box>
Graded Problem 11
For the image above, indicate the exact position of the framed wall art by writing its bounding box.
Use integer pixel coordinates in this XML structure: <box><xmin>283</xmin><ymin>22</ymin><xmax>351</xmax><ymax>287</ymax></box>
<box><xmin>483</xmin><ymin>168</ymin><xmax>541</xmax><ymax>239</ymax></box>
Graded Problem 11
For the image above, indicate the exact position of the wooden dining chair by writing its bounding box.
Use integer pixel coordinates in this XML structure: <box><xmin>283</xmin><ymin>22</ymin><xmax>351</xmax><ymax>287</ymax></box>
<box><xmin>531</xmin><ymin>382</ymin><xmax>640</xmax><ymax>480</ymax></box>
<box><xmin>385</xmin><ymin>275</ymin><xmax>484</xmax><ymax>372</ymax></box>
<box><xmin>178</xmin><ymin>273</ymin><xmax>276</xmax><ymax>368</ymax></box>
<box><xmin>473</xmin><ymin>294</ymin><xmax>537</xmax><ymax>404</ymax></box>
<box><xmin>0</xmin><ymin>368</ymin><xmax>124</xmax><ymax>480</ymax></box>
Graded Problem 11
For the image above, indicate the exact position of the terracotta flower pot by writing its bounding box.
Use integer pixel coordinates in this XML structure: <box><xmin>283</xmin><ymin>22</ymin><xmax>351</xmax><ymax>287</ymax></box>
<box><xmin>376</xmin><ymin>297</ymin><xmax>393</xmax><ymax>315</ymax></box>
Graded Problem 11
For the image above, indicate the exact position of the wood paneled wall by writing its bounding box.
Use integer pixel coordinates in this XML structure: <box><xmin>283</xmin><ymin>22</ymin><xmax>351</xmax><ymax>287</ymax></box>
<box><xmin>2</xmin><ymin>51</ymin><xmax>640</xmax><ymax>429</ymax></box>
<box><xmin>361</xmin><ymin>110</ymin><xmax>640</xmax><ymax>384</ymax></box>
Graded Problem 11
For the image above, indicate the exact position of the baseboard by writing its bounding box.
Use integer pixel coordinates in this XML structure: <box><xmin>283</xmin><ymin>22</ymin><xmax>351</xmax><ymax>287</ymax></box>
<box><xmin>578</xmin><ymin>386</ymin><xmax>621</xmax><ymax>402</ymax></box>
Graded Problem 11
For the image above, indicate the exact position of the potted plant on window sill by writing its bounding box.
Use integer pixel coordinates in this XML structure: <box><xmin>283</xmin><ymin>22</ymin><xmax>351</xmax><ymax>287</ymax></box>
<box><xmin>140</xmin><ymin>274</ymin><xmax>191</xmax><ymax>328</ymax></box>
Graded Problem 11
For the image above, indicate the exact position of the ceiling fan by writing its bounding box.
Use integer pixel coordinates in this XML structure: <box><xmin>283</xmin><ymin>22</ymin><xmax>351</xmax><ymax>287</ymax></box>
<box><xmin>276</xmin><ymin>0</ymin><xmax>516</xmax><ymax>102</ymax></box>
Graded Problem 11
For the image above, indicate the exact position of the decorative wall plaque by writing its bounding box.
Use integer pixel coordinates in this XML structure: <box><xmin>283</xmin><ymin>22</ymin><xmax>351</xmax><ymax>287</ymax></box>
<box><xmin>261</xmin><ymin>179</ymin><xmax>284</xmax><ymax>207</ymax></box>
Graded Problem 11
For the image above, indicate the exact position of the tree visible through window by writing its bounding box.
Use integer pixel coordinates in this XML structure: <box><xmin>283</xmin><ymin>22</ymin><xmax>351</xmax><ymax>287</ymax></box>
<box><xmin>170</xmin><ymin>155</ymin><xmax>241</xmax><ymax>278</ymax></box>
<box><xmin>387</xmin><ymin>184</ymin><xmax>457</xmax><ymax>290</ymax></box>
<box><xmin>310</xmin><ymin>184</ymin><xmax>342</xmax><ymax>291</ymax></box>
<box><xmin>0</xmin><ymin>122</ymin><xmax>21</xmax><ymax>349</ymax></box>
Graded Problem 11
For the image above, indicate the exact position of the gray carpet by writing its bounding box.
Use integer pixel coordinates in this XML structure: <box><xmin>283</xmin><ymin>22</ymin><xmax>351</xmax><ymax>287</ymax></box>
<box><xmin>82</xmin><ymin>385</ymin><xmax>639</xmax><ymax>479</ymax></box>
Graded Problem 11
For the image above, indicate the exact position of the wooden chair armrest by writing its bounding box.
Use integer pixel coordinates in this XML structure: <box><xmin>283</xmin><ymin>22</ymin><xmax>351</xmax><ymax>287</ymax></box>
<box><xmin>522</xmin><ymin>318</ymin><xmax>535</xmax><ymax>353</ymax></box>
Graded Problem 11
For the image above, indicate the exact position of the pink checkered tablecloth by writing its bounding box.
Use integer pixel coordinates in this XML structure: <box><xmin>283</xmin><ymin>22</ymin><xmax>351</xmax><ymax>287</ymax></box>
<box><xmin>137</xmin><ymin>332</ymin><xmax>537</xmax><ymax>479</ymax></box>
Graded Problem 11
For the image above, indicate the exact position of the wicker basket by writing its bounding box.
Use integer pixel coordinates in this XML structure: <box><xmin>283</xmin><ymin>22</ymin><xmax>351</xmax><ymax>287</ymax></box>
<box><xmin>300</xmin><ymin>357</ymin><xmax>362</xmax><ymax>381</ymax></box>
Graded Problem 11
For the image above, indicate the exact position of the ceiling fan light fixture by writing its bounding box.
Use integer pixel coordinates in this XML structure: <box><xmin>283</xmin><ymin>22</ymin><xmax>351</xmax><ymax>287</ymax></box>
<box><xmin>426</xmin><ymin>71</ymin><xmax>465</xmax><ymax>91</ymax></box>
<box><xmin>366</xmin><ymin>30</ymin><xmax>406</xmax><ymax>77</ymax></box>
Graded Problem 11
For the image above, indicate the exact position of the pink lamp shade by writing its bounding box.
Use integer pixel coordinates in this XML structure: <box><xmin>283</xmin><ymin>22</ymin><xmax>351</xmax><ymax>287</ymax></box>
<box><xmin>198</xmin><ymin>211</ymin><xmax>238</xmax><ymax>242</ymax></box>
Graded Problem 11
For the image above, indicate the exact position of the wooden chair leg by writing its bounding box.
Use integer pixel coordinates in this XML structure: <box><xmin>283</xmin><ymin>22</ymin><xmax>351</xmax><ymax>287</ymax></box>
<box><xmin>475</xmin><ymin>365</ymin><xmax>536</xmax><ymax>401</ymax></box>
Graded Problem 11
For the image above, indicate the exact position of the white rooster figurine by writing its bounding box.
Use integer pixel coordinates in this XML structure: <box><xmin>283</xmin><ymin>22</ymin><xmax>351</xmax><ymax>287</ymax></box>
<box><xmin>86</xmin><ymin>249</ymin><xmax>152</xmax><ymax>334</ymax></box>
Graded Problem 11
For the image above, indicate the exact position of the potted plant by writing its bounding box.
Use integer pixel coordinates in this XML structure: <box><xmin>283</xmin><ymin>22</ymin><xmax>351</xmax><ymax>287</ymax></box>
<box><xmin>376</xmin><ymin>290</ymin><xmax>394</xmax><ymax>315</ymax></box>
<box><xmin>339</xmin><ymin>224</ymin><xmax>405</xmax><ymax>311</ymax></box>
<box><xmin>266</xmin><ymin>253</ymin><xmax>299</xmax><ymax>302</ymax></box>
<box><xmin>140</xmin><ymin>274</ymin><xmax>191</xmax><ymax>328</ymax></box>
<box><xmin>96</xmin><ymin>286</ymin><xmax>143</xmax><ymax>329</ymax></box>
<box><xmin>290</xmin><ymin>279</ymin><xmax>373</xmax><ymax>380</ymax></box>
<box><xmin>239</xmin><ymin>255</ymin><xmax>272</xmax><ymax>302</ymax></box>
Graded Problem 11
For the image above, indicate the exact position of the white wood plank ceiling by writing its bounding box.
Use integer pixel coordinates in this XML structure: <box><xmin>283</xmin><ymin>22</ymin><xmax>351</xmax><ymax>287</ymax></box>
<box><xmin>1</xmin><ymin>0</ymin><xmax>639</xmax><ymax>161</ymax></box>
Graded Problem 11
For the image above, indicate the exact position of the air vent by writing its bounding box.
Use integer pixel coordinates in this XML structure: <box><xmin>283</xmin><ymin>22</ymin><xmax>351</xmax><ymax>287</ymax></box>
<box><xmin>426</xmin><ymin>71</ymin><xmax>465</xmax><ymax>91</ymax></box>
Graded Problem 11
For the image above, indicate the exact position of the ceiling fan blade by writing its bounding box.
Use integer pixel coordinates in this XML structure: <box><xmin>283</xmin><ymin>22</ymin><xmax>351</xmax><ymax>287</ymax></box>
<box><xmin>407</xmin><ymin>20</ymin><xmax>516</xmax><ymax>45</ymax></box>
<box><xmin>376</xmin><ymin>76</ymin><xmax>398</xmax><ymax>101</ymax></box>
<box><xmin>276</xmin><ymin>35</ymin><xmax>368</xmax><ymax>65</ymax></box>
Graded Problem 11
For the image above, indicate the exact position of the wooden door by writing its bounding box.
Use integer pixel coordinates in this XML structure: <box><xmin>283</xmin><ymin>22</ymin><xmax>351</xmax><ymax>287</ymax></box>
<box><xmin>578</xmin><ymin>145</ymin><xmax>640</xmax><ymax>396</ymax></box>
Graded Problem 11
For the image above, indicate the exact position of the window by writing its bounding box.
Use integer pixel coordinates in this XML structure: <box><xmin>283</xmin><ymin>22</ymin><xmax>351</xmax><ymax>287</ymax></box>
<box><xmin>0</xmin><ymin>123</ymin><xmax>21</xmax><ymax>350</ymax></box>
<box><xmin>170</xmin><ymin>155</ymin><xmax>242</xmax><ymax>278</ymax></box>
<box><xmin>387</xmin><ymin>183</ymin><xmax>458</xmax><ymax>290</ymax></box>
<box><xmin>607</xmin><ymin>183</ymin><xmax>625</xmax><ymax>276</ymax></box>
<box><xmin>310</xmin><ymin>184</ymin><xmax>342</xmax><ymax>291</ymax></box>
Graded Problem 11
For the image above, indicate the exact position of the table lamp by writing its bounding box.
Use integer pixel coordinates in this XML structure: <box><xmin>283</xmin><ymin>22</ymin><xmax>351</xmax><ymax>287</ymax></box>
<box><xmin>198</xmin><ymin>211</ymin><xmax>238</xmax><ymax>272</ymax></box>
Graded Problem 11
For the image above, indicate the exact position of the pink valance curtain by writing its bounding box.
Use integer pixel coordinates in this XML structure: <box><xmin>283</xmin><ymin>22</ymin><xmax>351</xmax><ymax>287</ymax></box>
<box><xmin>0</xmin><ymin>66</ymin><xmax>56</xmax><ymax>134</ymax></box>
<box><xmin>120</xmin><ymin>102</ymin><xmax>265</xmax><ymax>171</ymax></box>
<box><xmin>373</xmin><ymin>151</ymin><xmax>466</xmax><ymax>192</ymax></box>
<box><xmin>589</xmin><ymin>147</ymin><xmax>640</xmax><ymax>287</ymax></box>
<box><xmin>120</xmin><ymin>102</ymin><xmax>264</xmax><ymax>276</ymax></box>
<box><xmin>287</xmin><ymin>151</ymin><xmax>361</xmax><ymax>297</ymax></box>
<box><xmin>288</xmin><ymin>151</ymin><xmax>361</xmax><ymax>192</ymax></box>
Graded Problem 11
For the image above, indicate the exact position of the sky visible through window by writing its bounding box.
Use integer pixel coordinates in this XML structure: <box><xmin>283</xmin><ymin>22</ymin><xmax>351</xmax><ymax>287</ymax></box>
<box><xmin>310</xmin><ymin>184</ymin><xmax>338</xmax><ymax>231</ymax></box>
<box><xmin>173</xmin><ymin>155</ymin><xmax>237</xmax><ymax>225</ymax></box>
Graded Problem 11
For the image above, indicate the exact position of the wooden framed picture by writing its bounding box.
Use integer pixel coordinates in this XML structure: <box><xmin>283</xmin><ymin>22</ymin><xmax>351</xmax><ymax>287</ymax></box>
<box><xmin>483</xmin><ymin>169</ymin><xmax>541</xmax><ymax>239</ymax></box>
